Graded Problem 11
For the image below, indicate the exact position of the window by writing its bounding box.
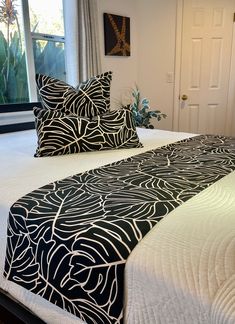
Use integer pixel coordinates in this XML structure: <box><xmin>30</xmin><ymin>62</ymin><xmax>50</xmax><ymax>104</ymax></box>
<box><xmin>29</xmin><ymin>0</ymin><xmax>66</xmax><ymax>85</ymax></box>
<box><xmin>0</xmin><ymin>0</ymin><xmax>65</xmax><ymax>105</ymax></box>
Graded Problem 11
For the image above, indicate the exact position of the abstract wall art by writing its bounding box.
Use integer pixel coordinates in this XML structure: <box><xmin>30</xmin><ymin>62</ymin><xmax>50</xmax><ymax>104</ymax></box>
<box><xmin>103</xmin><ymin>13</ymin><xmax>130</xmax><ymax>56</ymax></box>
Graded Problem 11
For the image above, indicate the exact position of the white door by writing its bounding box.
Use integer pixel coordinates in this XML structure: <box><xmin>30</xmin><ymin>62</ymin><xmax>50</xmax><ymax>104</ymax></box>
<box><xmin>177</xmin><ymin>0</ymin><xmax>235</xmax><ymax>135</ymax></box>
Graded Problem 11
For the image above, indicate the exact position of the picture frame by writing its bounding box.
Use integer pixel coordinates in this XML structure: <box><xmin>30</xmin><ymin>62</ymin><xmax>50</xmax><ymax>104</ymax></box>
<box><xmin>103</xmin><ymin>13</ymin><xmax>130</xmax><ymax>56</ymax></box>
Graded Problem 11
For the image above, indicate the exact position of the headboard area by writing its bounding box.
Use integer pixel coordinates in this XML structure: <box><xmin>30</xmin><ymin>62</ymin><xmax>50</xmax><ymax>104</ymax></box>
<box><xmin>0</xmin><ymin>102</ymin><xmax>42</xmax><ymax>134</ymax></box>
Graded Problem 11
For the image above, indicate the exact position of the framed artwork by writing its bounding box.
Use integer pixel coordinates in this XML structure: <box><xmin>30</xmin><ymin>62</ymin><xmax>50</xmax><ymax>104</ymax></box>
<box><xmin>103</xmin><ymin>13</ymin><xmax>130</xmax><ymax>56</ymax></box>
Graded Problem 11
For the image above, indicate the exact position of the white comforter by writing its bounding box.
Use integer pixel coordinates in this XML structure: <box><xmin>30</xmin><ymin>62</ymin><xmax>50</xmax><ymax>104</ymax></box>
<box><xmin>1</xmin><ymin>128</ymin><xmax>235</xmax><ymax>323</ymax></box>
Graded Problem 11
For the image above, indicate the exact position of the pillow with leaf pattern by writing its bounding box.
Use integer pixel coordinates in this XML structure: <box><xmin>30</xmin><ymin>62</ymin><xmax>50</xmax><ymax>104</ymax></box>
<box><xmin>34</xmin><ymin>107</ymin><xmax>142</xmax><ymax>157</ymax></box>
<box><xmin>35</xmin><ymin>71</ymin><xmax>113</xmax><ymax>118</ymax></box>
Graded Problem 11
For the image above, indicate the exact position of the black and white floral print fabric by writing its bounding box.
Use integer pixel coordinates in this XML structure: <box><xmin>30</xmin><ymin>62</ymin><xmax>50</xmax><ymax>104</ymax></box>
<box><xmin>36</xmin><ymin>71</ymin><xmax>113</xmax><ymax>117</ymax></box>
<box><xmin>4</xmin><ymin>134</ymin><xmax>235</xmax><ymax>324</ymax></box>
<box><xmin>34</xmin><ymin>107</ymin><xmax>142</xmax><ymax>157</ymax></box>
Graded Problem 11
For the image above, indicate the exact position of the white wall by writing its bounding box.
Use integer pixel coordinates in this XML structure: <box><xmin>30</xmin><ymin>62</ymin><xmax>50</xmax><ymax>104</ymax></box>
<box><xmin>136</xmin><ymin>0</ymin><xmax>177</xmax><ymax>130</ymax></box>
<box><xmin>98</xmin><ymin>0</ymin><xmax>177</xmax><ymax>130</ymax></box>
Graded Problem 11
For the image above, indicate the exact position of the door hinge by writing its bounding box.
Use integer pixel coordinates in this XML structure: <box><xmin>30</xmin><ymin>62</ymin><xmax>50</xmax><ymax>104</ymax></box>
<box><xmin>234</xmin><ymin>12</ymin><xmax>235</xmax><ymax>22</ymax></box>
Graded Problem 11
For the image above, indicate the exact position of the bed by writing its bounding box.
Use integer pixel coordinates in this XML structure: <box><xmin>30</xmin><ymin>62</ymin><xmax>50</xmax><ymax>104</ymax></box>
<box><xmin>1</xmin><ymin>126</ymin><xmax>235</xmax><ymax>324</ymax></box>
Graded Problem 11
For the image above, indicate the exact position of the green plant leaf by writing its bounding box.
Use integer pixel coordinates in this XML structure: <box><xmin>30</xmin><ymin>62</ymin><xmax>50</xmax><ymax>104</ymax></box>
<box><xmin>15</xmin><ymin>52</ymin><xmax>29</xmax><ymax>102</ymax></box>
<box><xmin>141</xmin><ymin>98</ymin><xmax>149</xmax><ymax>106</ymax></box>
<box><xmin>0</xmin><ymin>30</ymin><xmax>7</xmax><ymax>68</ymax></box>
<box><xmin>9</xmin><ymin>31</ymin><xmax>20</xmax><ymax>67</ymax></box>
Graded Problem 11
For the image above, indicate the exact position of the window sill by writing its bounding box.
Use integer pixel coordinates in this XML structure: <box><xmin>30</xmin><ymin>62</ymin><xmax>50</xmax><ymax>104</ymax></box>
<box><xmin>0</xmin><ymin>102</ymin><xmax>42</xmax><ymax>134</ymax></box>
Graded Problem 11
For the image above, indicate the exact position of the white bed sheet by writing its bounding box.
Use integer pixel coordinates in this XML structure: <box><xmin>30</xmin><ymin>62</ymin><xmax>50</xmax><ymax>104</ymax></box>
<box><xmin>0</xmin><ymin>127</ymin><xmax>194</xmax><ymax>324</ymax></box>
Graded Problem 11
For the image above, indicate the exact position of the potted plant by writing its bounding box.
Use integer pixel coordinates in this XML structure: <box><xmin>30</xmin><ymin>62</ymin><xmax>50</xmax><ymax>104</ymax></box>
<box><xmin>122</xmin><ymin>86</ymin><xmax>166</xmax><ymax>129</ymax></box>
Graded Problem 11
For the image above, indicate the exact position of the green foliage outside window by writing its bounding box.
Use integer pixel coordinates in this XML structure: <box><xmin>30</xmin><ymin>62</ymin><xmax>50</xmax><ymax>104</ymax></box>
<box><xmin>33</xmin><ymin>40</ymin><xmax>65</xmax><ymax>82</ymax></box>
<box><xmin>0</xmin><ymin>0</ymin><xmax>65</xmax><ymax>105</ymax></box>
<box><xmin>0</xmin><ymin>30</ymin><xmax>29</xmax><ymax>104</ymax></box>
<box><xmin>0</xmin><ymin>0</ymin><xmax>28</xmax><ymax>103</ymax></box>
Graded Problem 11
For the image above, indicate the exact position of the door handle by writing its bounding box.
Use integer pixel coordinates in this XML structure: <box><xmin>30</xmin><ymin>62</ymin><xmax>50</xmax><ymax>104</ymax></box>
<box><xmin>181</xmin><ymin>94</ymin><xmax>188</xmax><ymax>101</ymax></box>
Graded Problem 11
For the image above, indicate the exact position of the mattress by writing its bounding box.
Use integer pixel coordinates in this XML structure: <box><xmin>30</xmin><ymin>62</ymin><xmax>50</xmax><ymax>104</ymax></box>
<box><xmin>0</xmin><ymin>127</ymin><xmax>196</xmax><ymax>324</ymax></box>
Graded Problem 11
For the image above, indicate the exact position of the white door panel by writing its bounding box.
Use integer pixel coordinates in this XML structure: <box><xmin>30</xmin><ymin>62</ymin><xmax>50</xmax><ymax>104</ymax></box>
<box><xmin>178</xmin><ymin>0</ymin><xmax>235</xmax><ymax>135</ymax></box>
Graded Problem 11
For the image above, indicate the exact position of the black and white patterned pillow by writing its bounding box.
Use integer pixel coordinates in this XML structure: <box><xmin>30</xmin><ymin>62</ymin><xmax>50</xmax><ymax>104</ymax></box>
<box><xmin>36</xmin><ymin>72</ymin><xmax>113</xmax><ymax>118</ymax></box>
<box><xmin>34</xmin><ymin>107</ymin><xmax>142</xmax><ymax>157</ymax></box>
<box><xmin>34</xmin><ymin>106</ymin><xmax>70</xmax><ymax>120</ymax></box>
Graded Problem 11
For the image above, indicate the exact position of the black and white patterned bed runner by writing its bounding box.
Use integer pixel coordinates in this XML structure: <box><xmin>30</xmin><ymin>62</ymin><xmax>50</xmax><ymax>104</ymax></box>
<box><xmin>4</xmin><ymin>135</ymin><xmax>235</xmax><ymax>324</ymax></box>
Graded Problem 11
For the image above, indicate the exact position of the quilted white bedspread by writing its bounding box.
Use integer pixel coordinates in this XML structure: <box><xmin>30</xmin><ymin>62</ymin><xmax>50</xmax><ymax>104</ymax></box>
<box><xmin>1</xmin><ymin>127</ymin><xmax>198</xmax><ymax>324</ymax></box>
<box><xmin>124</xmin><ymin>169</ymin><xmax>235</xmax><ymax>323</ymax></box>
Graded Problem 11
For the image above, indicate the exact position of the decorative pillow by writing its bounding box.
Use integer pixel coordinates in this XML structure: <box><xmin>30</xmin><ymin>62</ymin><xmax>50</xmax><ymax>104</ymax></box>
<box><xmin>34</xmin><ymin>107</ymin><xmax>142</xmax><ymax>157</ymax></box>
<box><xmin>35</xmin><ymin>71</ymin><xmax>113</xmax><ymax>118</ymax></box>
<box><xmin>34</xmin><ymin>106</ymin><xmax>71</xmax><ymax>120</ymax></box>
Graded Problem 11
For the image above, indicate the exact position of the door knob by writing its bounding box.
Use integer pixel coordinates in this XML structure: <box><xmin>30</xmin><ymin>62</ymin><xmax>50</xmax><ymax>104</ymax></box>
<box><xmin>181</xmin><ymin>94</ymin><xmax>188</xmax><ymax>101</ymax></box>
